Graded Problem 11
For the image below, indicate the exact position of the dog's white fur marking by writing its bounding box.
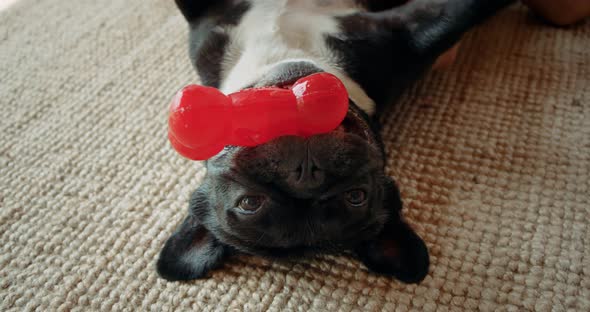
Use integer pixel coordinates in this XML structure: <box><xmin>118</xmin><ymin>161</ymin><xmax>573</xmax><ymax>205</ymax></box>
<box><xmin>219</xmin><ymin>0</ymin><xmax>377</xmax><ymax>115</ymax></box>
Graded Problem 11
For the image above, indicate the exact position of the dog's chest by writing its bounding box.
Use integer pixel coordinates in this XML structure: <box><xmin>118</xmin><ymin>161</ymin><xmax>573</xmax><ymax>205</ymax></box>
<box><xmin>219</xmin><ymin>0</ymin><xmax>375</xmax><ymax>113</ymax></box>
<box><xmin>229</xmin><ymin>0</ymin><xmax>359</xmax><ymax>53</ymax></box>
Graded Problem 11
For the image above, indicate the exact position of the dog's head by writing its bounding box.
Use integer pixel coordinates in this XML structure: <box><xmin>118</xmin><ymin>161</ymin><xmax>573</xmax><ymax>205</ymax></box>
<box><xmin>202</xmin><ymin>65</ymin><xmax>387</xmax><ymax>255</ymax></box>
<box><xmin>158</xmin><ymin>62</ymin><xmax>428</xmax><ymax>284</ymax></box>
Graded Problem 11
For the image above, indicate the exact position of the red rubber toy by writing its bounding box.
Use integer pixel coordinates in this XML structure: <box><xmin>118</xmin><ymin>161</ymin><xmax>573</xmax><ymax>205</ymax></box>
<box><xmin>168</xmin><ymin>72</ymin><xmax>349</xmax><ymax>160</ymax></box>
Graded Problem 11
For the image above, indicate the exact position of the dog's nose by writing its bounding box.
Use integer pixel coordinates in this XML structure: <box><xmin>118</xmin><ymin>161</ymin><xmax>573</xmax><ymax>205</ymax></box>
<box><xmin>298</xmin><ymin>150</ymin><xmax>325</xmax><ymax>185</ymax></box>
<box><xmin>287</xmin><ymin>143</ymin><xmax>325</xmax><ymax>193</ymax></box>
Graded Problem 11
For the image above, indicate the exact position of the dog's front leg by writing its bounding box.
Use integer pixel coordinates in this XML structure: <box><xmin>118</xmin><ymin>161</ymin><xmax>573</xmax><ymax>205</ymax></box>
<box><xmin>401</xmin><ymin>0</ymin><xmax>516</xmax><ymax>59</ymax></box>
<box><xmin>175</xmin><ymin>0</ymin><xmax>250</xmax><ymax>87</ymax></box>
<box><xmin>327</xmin><ymin>0</ymin><xmax>515</xmax><ymax>110</ymax></box>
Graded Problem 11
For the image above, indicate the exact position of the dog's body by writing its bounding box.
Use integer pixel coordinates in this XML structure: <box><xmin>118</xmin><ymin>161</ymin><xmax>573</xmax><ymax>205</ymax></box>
<box><xmin>158</xmin><ymin>0</ymin><xmax>514</xmax><ymax>284</ymax></box>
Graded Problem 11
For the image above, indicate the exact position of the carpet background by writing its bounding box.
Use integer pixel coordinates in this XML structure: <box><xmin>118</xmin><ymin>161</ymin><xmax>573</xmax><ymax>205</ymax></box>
<box><xmin>1</xmin><ymin>1</ymin><xmax>588</xmax><ymax>311</ymax></box>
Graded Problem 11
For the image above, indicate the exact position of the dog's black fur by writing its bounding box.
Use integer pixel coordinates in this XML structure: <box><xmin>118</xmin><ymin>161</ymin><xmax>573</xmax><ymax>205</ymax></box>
<box><xmin>157</xmin><ymin>0</ymin><xmax>514</xmax><ymax>284</ymax></box>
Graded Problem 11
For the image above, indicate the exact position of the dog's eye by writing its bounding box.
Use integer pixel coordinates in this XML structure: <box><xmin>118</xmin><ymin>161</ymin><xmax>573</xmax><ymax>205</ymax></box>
<box><xmin>345</xmin><ymin>189</ymin><xmax>367</xmax><ymax>206</ymax></box>
<box><xmin>238</xmin><ymin>196</ymin><xmax>266</xmax><ymax>213</ymax></box>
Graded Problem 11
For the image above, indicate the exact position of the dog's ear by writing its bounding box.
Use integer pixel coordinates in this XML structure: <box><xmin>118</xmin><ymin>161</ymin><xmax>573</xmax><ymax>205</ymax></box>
<box><xmin>355</xmin><ymin>178</ymin><xmax>429</xmax><ymax>283</ymax></box>
<box><xmin>156</xmin><ymin>192</ymin><xmax>227</xmax><ymax>281</ymax></box>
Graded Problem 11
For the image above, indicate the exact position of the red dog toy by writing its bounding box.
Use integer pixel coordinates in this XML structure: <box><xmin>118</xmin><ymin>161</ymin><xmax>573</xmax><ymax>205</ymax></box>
<box><xmin>168</xmin><ymin>72</ymin><xmax>349</xmax><ymax>160</ymax></box>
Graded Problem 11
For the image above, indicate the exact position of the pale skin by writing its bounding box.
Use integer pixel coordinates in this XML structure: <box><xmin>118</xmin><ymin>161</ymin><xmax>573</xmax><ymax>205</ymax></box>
<box><xmin>523</xmin><ymin>0</ymin><xmax>590</xmax><ymax>26</ymax></box>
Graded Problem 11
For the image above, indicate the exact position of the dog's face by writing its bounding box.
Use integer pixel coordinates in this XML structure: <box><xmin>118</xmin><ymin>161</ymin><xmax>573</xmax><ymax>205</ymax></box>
<box><xmin>200</xmin><ymin>105</ymin><xmax>387</xmax><ymax>256</ymax></box>
<box><xmin>179</xmin><ymin>58</ymin><xmax>393</xmax><ymax>255</ymax></box>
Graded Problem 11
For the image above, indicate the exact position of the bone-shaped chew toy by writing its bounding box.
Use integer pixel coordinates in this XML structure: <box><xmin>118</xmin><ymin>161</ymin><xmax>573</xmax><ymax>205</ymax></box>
<box><xmin>168</xmin><ymin>72</ymin><xmax>349</xmax><ymax>160</ymax></box>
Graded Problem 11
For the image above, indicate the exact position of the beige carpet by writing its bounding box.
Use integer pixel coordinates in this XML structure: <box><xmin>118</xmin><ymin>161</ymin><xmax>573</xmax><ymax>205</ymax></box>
<box><xmin>1</xmin><ymin>0</ymin><xmax>589</xmax><ymax>311</ymax></box>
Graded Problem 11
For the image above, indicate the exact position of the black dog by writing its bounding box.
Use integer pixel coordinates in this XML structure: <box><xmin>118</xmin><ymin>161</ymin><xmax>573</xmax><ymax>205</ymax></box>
<box><xmin>157</xmin><ymin>0</ymin><xmax>514</xmax><ymax>284</ymax></box>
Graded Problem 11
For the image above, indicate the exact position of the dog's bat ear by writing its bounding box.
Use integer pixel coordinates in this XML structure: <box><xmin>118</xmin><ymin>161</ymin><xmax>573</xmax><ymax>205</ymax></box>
<box><xmin>406</xmin><ymin>0</ymin><xmax>515</xmax><ymax>58</ymax></box>
<box><xmin>156</xmin><ymin>214</ymin><xmax>227</xmax><ymax>281</ymax></box>
<box><xmin>355</xmin><ymin>177</ymin><xmax>429</xmax><ymax>283</ymax></box>
<box><xmin>156</xmin><ymin>192</ymin><xmax>227</xmax><ymax>281</ymax></box>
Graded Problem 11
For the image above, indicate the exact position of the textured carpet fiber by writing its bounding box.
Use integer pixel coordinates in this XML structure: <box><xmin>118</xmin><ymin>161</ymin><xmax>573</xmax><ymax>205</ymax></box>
<box><xmin>1</xmin><ymin>1</ymin><xmax>589</xmax><ymax>311</ymax></box>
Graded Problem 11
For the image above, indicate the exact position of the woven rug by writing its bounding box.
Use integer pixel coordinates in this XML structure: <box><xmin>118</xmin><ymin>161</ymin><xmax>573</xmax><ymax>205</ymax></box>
<box><xmin>1</xmin><ymin>0</ymin><xmax>588</xmax><ymax>311</ymax></box>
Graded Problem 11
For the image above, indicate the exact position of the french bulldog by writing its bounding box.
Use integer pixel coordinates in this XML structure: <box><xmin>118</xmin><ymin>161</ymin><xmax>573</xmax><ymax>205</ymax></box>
<box><xmin>157</xmin><ymin>0</ymin><xmax>514</xmax><ymax>284</ymax></box>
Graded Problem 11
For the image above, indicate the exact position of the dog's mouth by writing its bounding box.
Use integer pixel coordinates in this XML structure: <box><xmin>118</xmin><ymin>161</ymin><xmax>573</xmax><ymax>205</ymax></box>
<box><xmin>249</xmin><ymin>61</ymin><xmax>376</xmax><ymax>146</ymax></box>
<box><xmin>271</xmin><ymin>81</ymin><xmax>376</xmax><ymax>145</ymax></box>
<box><xmin>272</xmin><ymin>80</ymin><xmax>372</xmax><ymax>140</ymax></box>
<box><xmin>274</xmin><ymin>81</ymin><xmax>296</xmax><ymax>89</ymax></box>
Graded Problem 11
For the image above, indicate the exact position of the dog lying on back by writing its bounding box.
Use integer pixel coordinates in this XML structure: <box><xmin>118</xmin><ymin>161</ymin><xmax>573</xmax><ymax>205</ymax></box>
<box><xmin>157</xmin><ymin>0</ymin><xmax>514</xmax><ymax>284</ymax></box>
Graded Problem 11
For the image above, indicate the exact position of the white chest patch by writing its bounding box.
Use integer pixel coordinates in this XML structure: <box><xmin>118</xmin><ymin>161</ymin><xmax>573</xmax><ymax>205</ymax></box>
<box><xmin>219</xmin><ymin>0</ymin><xmax>376</xmax><ymax>115</ymax></box>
